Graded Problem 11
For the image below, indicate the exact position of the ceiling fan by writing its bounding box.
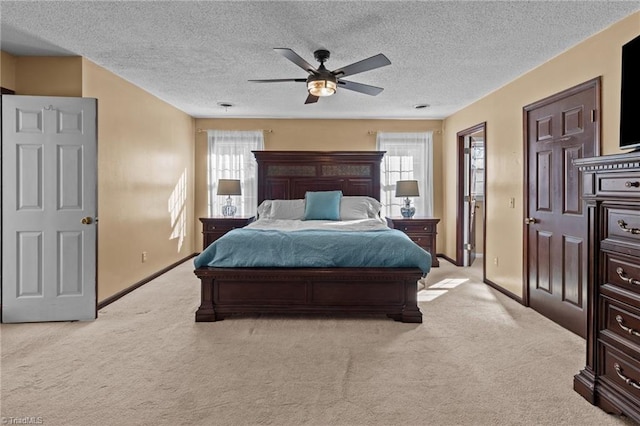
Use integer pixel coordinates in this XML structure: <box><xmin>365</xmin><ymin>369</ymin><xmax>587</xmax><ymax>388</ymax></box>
<box><xmin>249</xmin><ymin>48</ymin><xmax>391</xmax><ymax>104</ymax></box>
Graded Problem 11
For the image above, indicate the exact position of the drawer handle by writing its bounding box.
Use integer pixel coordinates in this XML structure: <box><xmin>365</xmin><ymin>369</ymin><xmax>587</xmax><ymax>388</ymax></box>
<box><xmin>615</xmin><ymin>315</ymin><xmax>640</xmax><ymax>337</ymax></box>
<box><xmin>614</xmin><ymin>363</ymin><xmax>640</xmax><ymax>390</ymax></box>
<box><xmin>423</xmin><ymin>227</ymin><xmax>429</xmax><ymax>231</ymax></box>
<box><xmin>616</xmin><ymin>267</ymin><xmax>640</xmax><ymax>286</ymax></box>
<box><xmin>625</xmin><ymin>181</ymin><xmax>640</xmax><ymax>188</ymax></box>
<box><xmin>617</xmin><ymin>219</ymin><xmax>640</xmax><ymax>235</ymax></box>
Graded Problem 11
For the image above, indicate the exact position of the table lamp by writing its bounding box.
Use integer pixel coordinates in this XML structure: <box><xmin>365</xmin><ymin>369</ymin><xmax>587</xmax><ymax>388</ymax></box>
<box><xmin>395</xmin><ymin>180</ymin><xmax>420</xmax><ymax>218</ymax></box>
<box><xmin>217</xmin><ymin>179</ymin><xmax>242</xmax><ymax>217</ymax></box>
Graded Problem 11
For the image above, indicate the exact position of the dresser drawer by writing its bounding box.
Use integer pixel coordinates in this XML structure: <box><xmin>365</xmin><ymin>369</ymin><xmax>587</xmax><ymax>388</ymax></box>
<box><xmin>599</xmin><ymin>174</ymin><xmax>640</xmax><ymax>194</ymax></box>
<box><xmin>604</xmin><ymin>253</ymin><xmax>640</xmax><ymax>296</ymax></box>
<box><xmin>600</xmin><ymin>343</ymin><xmax>640</xmax><ymax>402</ymax></box>
<box><xmin>605</xmin><ymin>207</ymin><xmax>640</xmax><ymax>246</ymax></box>
<box><xmin>602</xmin><ymin>296</ymin><xmax>640</xmax><ymax>349</ymax></box>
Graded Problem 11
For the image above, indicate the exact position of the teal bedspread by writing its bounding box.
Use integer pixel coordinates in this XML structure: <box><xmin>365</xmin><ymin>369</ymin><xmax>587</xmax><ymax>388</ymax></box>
<box><xmin>193</xmin><ymin>228</ymin><xmax>431</xmax><ymax>274</ymax></box>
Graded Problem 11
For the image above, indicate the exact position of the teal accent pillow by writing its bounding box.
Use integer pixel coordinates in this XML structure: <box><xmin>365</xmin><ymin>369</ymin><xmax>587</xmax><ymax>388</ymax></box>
<box><xmin>303</xmin><ymin>191</ymin><xmax>343</xmax><ymax>220</ymax></box>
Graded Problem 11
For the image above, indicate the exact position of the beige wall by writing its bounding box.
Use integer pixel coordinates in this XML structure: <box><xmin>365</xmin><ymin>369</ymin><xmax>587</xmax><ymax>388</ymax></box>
<box><xmin>16</xmin><ymin>56</ymin><xmax>83</xmax><ymax>96</ymax></box>
<box><xmin>194</xmin><ymin>118</ymin><xmax>444</xmax><ymax>251</ymax></box>
<box><xmin>0</xmin><ymin>53</ymin><xmax>80</xmax><ymax>96</ymax></box>
<box><xmin>1</xmin><ymin>51</ymin><xmax>17</xmax><ymax>90</ymax></box>
<box><xmin>1</xmin><ymin>52</ymin><xmax>195</xmax><ymax>303</ymax></box>
<box><xmin>443</xmin><ymin>12</ymin><xmax>640</xmax><ymax>298</ymax></box>
<box><xmin>82</xmin><ymin>59</ymin><xmax>195</xmax><ymax>302</ymax></box>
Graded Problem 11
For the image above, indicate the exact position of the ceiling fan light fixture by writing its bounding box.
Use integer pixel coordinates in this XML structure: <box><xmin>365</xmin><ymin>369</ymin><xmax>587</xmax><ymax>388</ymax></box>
<box><xmin>307</xmin><ymin>77</ymin><xmax>337</xmax><ymax>97</ymax></box>
<box><xmin>251</xmin><ymin>48</ymin><xmax>391</xmax><ymax>104</ymax></box>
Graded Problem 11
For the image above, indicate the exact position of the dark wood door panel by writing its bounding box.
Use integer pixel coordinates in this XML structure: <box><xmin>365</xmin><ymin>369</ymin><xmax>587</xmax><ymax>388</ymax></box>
<box><xmin>525</xmin><ymin>79</ymin><xmax>599</xmax><ymax>338</ymax></box>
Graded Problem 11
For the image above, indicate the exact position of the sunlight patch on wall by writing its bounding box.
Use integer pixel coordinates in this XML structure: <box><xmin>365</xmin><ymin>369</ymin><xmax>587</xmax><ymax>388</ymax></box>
<box><xmin>168</xmin><ymin>169</ymin><xmax>187</xmax><ymax>252</ymax></box>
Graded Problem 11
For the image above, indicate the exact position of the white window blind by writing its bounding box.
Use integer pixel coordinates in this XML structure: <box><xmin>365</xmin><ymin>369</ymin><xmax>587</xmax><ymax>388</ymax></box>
<box><xmin>207</xmin><ymin>130</ymin><xmax>264</xmax><ymax>217</ymax></box>
<box><xmin>376</xmin><ymin>132</ymin><xmax>434</xmax><ymax>218</ymax></box>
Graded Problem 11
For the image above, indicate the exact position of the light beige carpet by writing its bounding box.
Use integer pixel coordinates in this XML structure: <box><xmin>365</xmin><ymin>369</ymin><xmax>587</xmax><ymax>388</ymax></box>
<box><xmin>1</xmin><ymin>259</ymin><xmax>635</xmax><ymax>426</ymax></box>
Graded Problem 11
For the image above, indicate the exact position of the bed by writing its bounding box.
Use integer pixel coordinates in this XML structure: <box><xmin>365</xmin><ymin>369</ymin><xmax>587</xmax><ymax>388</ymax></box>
<box><xmin>193</xmin><ymin>151</ymin><xmax>430</xmax><ymax>323</ymax></box>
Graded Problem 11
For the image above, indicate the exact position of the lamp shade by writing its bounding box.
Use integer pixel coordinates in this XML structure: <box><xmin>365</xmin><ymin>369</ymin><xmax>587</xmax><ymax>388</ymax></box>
<box><xmin>217</xmin><ymin>179</ymin><xmax>242</xmax><ymax>196</ymax></box>
<box><xmin>395</xmin><ymin>180</ymin><xmax>420</xmax><ymax>197</ymax></box>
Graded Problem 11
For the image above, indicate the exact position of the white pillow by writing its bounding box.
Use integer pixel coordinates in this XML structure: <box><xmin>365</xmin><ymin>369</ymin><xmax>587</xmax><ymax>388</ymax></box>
<box><xmin>268</xmin><ymin>199</ymin><xmax>306</xmax><ymax>220</ymax></box>
<box><xmin>340</xmin><ymin>196</ymin><xmax>382</xmax><ymax>220</ymax></box>
<box><xmin>257</xmin><ymin>200</ymin><xmax>272</xmax><ymax>219</ymax></box>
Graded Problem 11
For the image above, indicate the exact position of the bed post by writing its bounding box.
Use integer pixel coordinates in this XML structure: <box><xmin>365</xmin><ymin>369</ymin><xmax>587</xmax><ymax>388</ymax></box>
<box><xmin>401</xmin><ymin>280</ymin><xmax>423</xmax><ymax>323</ymax></box>
<box><xmin>195</xmin><ymin>275</ymin><xmax>218</xmax><ymax>322</ymax></box>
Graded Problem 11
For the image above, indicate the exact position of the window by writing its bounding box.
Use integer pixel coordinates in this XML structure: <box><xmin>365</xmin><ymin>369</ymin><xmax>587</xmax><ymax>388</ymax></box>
<box><xmin>377</xmin><ymin>132</ymin><xmax>433</xmax><ymax>218</ymax></box>
<box><xmin>207</xmin><ymin>130</ymin><xmax>264</xmax><ymax>217</ymax></box>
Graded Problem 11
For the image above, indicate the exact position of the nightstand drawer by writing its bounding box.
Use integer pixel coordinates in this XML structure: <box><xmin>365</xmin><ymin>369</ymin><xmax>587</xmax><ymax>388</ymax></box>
<box><xmin>396</xmin><ymin>223</ymin><xmax>435</xmax><ymax>233</ymax></box>
<box><xmin>389</xmin><ymin>218</ymin><xmax>440</xmax><ymax>267</ymax></box>
<box><xmin>408</xmin><ymin>235</ymin><xmax>432</xmax><ymax>250</ymax></box>
<box><xmin>200</xmin><ymin>217</ymin><xmax>251</xmax><ymax>250</ymax></box>
<box><xmin>204</xmin><ymin>222</ymin><xmax>242</xmax><ymax>232</ymax></box>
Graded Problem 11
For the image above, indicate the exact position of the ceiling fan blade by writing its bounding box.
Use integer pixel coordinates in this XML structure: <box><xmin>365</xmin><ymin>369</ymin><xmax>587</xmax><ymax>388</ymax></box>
<box><xmin>338</xmin><ymin>79</ymin><xmax>384</xmax><ymax>96</ymax></box>
<box><xmin>331</xmin><ymin>53</ymin><xmax>391</xmax><ymax>78</ymax></box>
<box><xmin>274</xmin><ymin>48</ymin><xmax>318</xmax><ymax>74</ymax></box>
<box><xmin>248</xmin><ymin>78</ymin><xmax>307</xmax><ymax>83</ymax></box>
<box><xmin>305</xmin><ymin>94</ymin><xmax>319</xmax><ymax>104</ymax></box>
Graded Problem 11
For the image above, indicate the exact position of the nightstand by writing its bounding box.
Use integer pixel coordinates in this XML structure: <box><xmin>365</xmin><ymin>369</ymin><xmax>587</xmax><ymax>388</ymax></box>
<box><xmin>199</xmin><ymin>217</ymin><xmax>252</xmax><ymax>250</ymax></box>
<box><xmin>389</xmin><ymin>217</ymin><xmax>440</xmax><ymax>267</ymax></box>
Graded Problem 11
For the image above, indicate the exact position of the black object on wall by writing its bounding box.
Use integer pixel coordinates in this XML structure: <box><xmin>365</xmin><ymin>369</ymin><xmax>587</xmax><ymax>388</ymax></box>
<box><xmin>620</xmin><ymin>34</ymin><xmax>640</xmax><ymax>150</ymax></box>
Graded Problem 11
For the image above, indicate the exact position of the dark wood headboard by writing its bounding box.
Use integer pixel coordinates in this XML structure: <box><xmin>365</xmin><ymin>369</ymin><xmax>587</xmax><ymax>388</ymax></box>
<box><xmin>253</xmin><ymin>151</ymin><xmax>385</xmax><ymax>203</ymax></box>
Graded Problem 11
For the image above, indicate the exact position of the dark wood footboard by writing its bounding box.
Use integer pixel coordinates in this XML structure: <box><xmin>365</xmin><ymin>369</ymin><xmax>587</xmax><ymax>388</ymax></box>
<box><xmin>194</xmin><ymin>267</ymin><xmax>423</xmax><ymax>323</ymax></box>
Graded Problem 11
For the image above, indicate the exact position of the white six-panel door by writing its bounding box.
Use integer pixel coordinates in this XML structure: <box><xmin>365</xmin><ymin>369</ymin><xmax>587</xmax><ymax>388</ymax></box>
<box><xmin>2</xmin><ymin>95</ymin><xmax>97</xmax><ymax>322</ymax></box>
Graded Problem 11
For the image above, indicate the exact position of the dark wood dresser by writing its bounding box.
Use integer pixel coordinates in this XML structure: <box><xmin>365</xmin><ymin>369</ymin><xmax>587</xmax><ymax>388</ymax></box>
<box><xmin>388</xmin><ymin>217</ymin><xmax>440</xmax><ymax>267</ymax></box>
<box><xmin>573</xmin><ymin>152</ymin><xmax>640</xmax><ymax>423</ymax></box>
<box><xmin>200</xmin><ymin>217</ymin><xmax>252</xmax><ymax>250</ymax></box>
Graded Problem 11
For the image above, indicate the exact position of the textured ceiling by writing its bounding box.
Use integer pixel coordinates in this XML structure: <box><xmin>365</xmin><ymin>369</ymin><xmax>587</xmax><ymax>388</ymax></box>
<box><xmin>1</xmin><ymin>1</ymin><xmax>639</xmax><ymax>119</ymax></box>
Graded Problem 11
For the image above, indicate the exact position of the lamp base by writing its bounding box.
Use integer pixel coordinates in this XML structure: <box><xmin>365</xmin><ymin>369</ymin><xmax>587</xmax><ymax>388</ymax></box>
<box><xmin>221</xmin><ymin>196</ymin><xmax>237</xmax><ymax>217</ymax></box>
<box><xmin>221</xmin><ymin>205</ymin><xmax>237</xmax><ymax>217</ymax></box>
<box><xmin>400</xmin><ymin>206</ymin><xmax>416</xmax><ymax>218</ymax></box>
<box><xmin>401</xmin><ymin>197</ymin><xmax>415</xmax><ymax>218</ymax></box>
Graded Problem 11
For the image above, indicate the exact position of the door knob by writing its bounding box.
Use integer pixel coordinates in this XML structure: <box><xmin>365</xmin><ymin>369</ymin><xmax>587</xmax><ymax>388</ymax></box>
<box><xmin>81</xmin><ymin>217</ymin><xmax>93</xmax><ymax>225</ymax></box>
<box><xmin>524</xmin><ymin>217</ymin><xmax>538</xmax><ymax>225</ymax></box>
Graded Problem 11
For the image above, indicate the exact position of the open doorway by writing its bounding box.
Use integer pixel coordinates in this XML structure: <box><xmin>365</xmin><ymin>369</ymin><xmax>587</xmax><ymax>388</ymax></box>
<box><xmin>456</xmin><ymin>123</ymin><xmax>486</xmax><ymax>270</ymax></box>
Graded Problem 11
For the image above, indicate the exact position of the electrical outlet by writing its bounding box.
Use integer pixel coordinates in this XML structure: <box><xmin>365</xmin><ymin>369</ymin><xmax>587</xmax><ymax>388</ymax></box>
<box><xmin>493</xmin><ymin>257</ymin><xmax>499</xmax><ymax>266</ymax></box>
<box><xmin>142</xmin><ymin>252</ymin><xmax>148</xmax><ymax>263</ymax></box>
<box><xmin>509</xmin><ymin>197</ymin><xmax>515</xmax><ymax>208</ymax></box>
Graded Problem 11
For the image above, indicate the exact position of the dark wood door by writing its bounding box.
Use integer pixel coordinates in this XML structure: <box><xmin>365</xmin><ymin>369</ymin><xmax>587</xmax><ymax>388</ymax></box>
<box><xmin>525</xmin><ymin>79</ymin><xmax>600</xmax><ymax>338</ymax></box>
